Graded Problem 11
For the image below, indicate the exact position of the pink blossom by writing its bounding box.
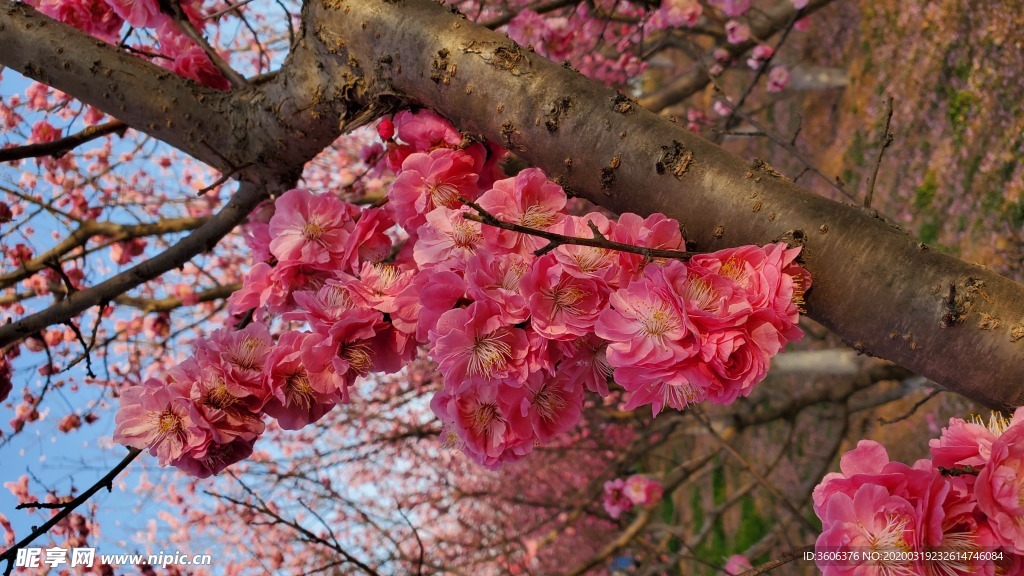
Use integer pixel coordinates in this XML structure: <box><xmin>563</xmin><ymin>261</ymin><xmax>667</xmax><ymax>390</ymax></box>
<box><xmin>262</xmin><ymin>331</ymin><xmax>340</xmax><ymax>430</ymax></box>
<box><xmin>431</xmin><ymin>386</ymin><xmax>528</xmax><ymax>469</ymax></box>
<box><xmin>193</xmin><ymin>322</ymin><xmax>274</xmax><ymax>409</ymax></box>
<box><xmin>413</xmin><ymin>207</ymin><xmax>484</xmax><ymax>269</ymax></box>
<box><xmin>288</xmin><ymin>277</ymin><xmax>381</xmax><ymax>343</ymax></box>
<box><xmin>623</xmin><ymin>475</ymin><xmax>663</xmax><ymax>506</ymax></box>
<box><xmin>268</xmin><ymin>188</ymin><xmax>359</xmax><ymax>267</ymax></box>
<box><xmin>429</xmin><ymin>300</ymin><xmax>531</xmax><ymax>391</ymax></box>
<box><xmin>747</xmin><ymin>45</ymin><xmax>775</xmax><ymax>69</ymax></box>
<box><xmin>106</xmin><ymin>0</ymin><xmax>165</xmax><ymax>29</ymax></box>
<box><xmin>376</xmin><ymin>116</ymin><xmax>395</xmax><ymax>141</ymax></box>
<box><xmin>725</xmin><ymin>20</ymin><xmax>750</xmax><ymax>44</ymax></box>
<box><xmin>594</xmin><ymin>267</ymin><xmax>697</xmax><ymax>370</ymax></box>
<box><xmin>724</xmin><ymin>555</ymin><xmax>753</xmax><ymax>575</ymax></box>
<box><xmin>552</xmin><ymin>214</ymin><xmax>619</xmax><ymax>287</ymax></box>
<box><xmin>659</xmin><ymin>0</ymin><xmax>703</xmax><ymax>28</ymax></box>
<box><xmin>520</xmin><ymin>253</ymin><xmax>608</xmax><ymax>340</ymax></box>
<box><xmin>711</xmin><ymin>0</ymin><xmax>751</xmax><ymax>17</ymax></box>
<box><xmin>392</xmin><ymin>109</ymin><xmax>463</xmax><ymax>153</ymax></box>
<box><xmin>4</xmin><ymin>475</ymin><xmax>36</xmax><ymax>505</ymax></box>
<box><xmin>555</xmin><ymin>334</ymin><xmax>612</xmax><ymax>396</ymax></box>
<box><xmin>814</xmin><ymin>440</ymin><xmax>999</xmax><ymax>575</ymax></box>
<box><xmin>930</xmin><ymin>413</ymin><xmax>1011</xmax><ymax>471</ymax></box>
<box><xmin>37</xmin><ymin>0</ymin><xmax>123</xmax><ymax>43</ymax></box>
<box><xmin>171</xmin><ymin>356</ymin><xmax>265</xmax><ymax>444</ymax></box>
<box><xmin>113</xmin><ymin>378</ymin><xmax>209</xmax><ymax>466</ymax></box>
<box><xmin>608</xmin><ymin>212</ymin><xmax>686</xmax><ymax>286</ymax></box>
<box><xmin>477</xmin><ymin>168</ymin><xmax>567</xmax><ymax>254</ymax></box>
<box><xmin>389</xmin><ymin>149</ymin><xmax>480</xmax><ymax>232</ymax></box>
<box><xmin>348</xmin><ymin>262</ymin><xmax>415</xmax><ymax>315</ymax></box>
<box><xmin>57</xmin><ymin>413</ymin><xmax>83</xmax><ymax>433</ymax></box>
<box><xmin>170</xmin><ymin>437</ymin><xmax>255</xmax><ymax>479</ymax></box>
<box><xmin>662</xmin><ymin>259</ymin><xmax>752</xmax><ymax>334</ymax></box>
<box><xmin>341</xmin><ymin>207</ymin><xmax>394</xmax><ymax>272</ymax></box>
<box><xmin>502</xmin><ymin>372</ymin><xmax>584</xmax><ymax>442</ymax></box>
<box><xmin>0</xmin><ymin>512</ymin><xmax>13</xmax><ymax>546</ymax></box>
<box><xmin>976</xmin><ymin>422</ymin><xmax>1024</xmax><ymax>553</ymax></box>
<box><xmin>602</xmin><ymin>478</ymin><xmax>633</xmax><ymax>519</ymax></box>
<box><xmin>465</xmin><ymin>252</ymin><xmax>533</xmax><ymax>325</ymax></box>
<box><xmin>392</xmin><ymin>268</ymin><xmax>467</xmax><ymax>343</ymax></box>
<box><xmin>767</xmin><ymin>66</ymin><xmax>791</xmax><ymax>92</ymax></box>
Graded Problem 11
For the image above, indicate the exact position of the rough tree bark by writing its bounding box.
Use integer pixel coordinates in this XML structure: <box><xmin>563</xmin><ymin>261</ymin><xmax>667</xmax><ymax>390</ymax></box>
<box><xmin>0</xmin><ymin>0</ymin><xmax>1021</xmax><ymax>411</ymax></box>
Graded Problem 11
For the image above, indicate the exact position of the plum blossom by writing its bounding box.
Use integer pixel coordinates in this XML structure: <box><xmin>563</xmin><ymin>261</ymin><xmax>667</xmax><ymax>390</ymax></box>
<box><xmin>113</xmin><ymin>378</ymin><xmax>208</xmax><ymax>466</ymax></box>
<box><xmin>268</xmin><ymin>189</ymin><xmax>359</xmax><ymax>267</ymax></box>
<box><xmin>389</xmin><ymin>149</ymin><xmax>480</xmax><ymax>232</ymax></box>
<box><xmin>520</xmin><ymin>253</ymin><xmax>608</xmax><ymax>341</ymax></box>
<box><xmin>477</xmin><ymin>168</ymin><xmax>567</xmax><ymax>254</ymax></box>
<box><xmin>429</xmin><ymin>300</ymin><xmax>531</xmax><ymax>392</ymax></box>
<box><xmin>976</xmin><ymin>422</ymin><xmax>1024</xmax><ymax>553</ymax></box>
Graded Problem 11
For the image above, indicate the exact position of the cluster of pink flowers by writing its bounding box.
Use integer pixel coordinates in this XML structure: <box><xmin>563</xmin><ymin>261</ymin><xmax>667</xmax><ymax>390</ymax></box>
<box><xmin>114</xmin><ymin>108</ymin><xmax>810</xmax><ymax>474</ymax></box>
<box><xmin>602</xmin><ymin>475</ymin><xmax>664</xmax><ymax>519</ymax></box>
<box><xmin>813</xmin><ymin>409</ymin><xmax>1024</xmax><ymax>575</ymax></box>
<box><xmin>24</xmin><ymin>0</ymin><xmax>230</xmax><ymax>90</ymax></box>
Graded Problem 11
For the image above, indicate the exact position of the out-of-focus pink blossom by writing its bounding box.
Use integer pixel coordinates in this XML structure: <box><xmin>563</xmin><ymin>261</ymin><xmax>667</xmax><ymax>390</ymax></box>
<box><xmin>725</xmin><ymin>20</ymin><xmax>750</xmax><ymax>44</ymax></box>
<box><xmin>767</xmin><ymin>65</ymin><xmax>791</xmax><ymax>92</ymax></box>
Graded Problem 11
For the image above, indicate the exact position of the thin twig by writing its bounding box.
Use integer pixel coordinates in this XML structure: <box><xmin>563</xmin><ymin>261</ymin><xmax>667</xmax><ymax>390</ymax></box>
<box><xmin>204</xmin><ymin>0</ymin><xmax>258</xmax><ymax>20</ymax></box>
<box><xmin>878</xmin><ymin>387</ymin><xmax>941</xmax><ymax>426</ymax></box>
<box><xmin>730</xmin><ymin>108</ymin><xmax>857</xmax><ymax>202</ymax></box>
<box><xmin>0</xmin><ymin>448</ymin><xmax>142</xmax><ymax>576</ymax></box>
<box><xmin>863</xmin><ymin>95</ymin><xmax>894</xmax><ymax>208</ymax></box>
<box><xmin>461</xmin><ymin>199</ymin><xmax>696</xmax><ymax>260</ymax></box>
<box><xmin>736</xmin><ymin>544</ymin><xmax>814</xmax><ymax>576</ymax></box>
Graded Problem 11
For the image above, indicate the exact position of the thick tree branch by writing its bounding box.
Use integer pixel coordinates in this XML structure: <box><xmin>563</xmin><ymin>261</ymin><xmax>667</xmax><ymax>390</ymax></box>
<box><xmin>2</xmin><ymin>0</ymin><xmax>1022</xmax><ymax>412</ymax></box>
<box><xmin>0</xmin><ymin>217</ymin><xmax>209</xmax><ymax>290</ymax></box>
<box><xmin>310</xmin><ymin>0</ymin><xmax>1024</xmax><ymax>411</ymax></box>
<box><xmin>0</xmin><ymin>182</ymin><xmax>267</xmax><ymax>348</ymax></box>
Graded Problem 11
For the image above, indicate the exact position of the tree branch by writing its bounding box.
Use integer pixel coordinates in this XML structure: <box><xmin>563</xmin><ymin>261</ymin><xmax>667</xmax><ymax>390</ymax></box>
<box><xmin>0</xmin><ymin>182</ymin><xmax>265</xmax><ymax>348</ymax></box>
<box><xmin>311</xmin><ymin>0</ymin><xmax>1024</xmax><ymax>411</ymax></box>
<box><xmin>0</xmin><ymin>120</ymin><xmax>127</xmax><ymax>163</ymax></box>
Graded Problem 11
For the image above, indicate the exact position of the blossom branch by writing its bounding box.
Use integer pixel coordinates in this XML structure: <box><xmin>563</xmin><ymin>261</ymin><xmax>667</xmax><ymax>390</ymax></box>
<box><xmin>0</xmin><ymin>447</ymin><xmax>142</xmax><ymax>576</ymax></box>
<box><xmin>461</xmin><ymin>199</ymin><xmax>696</xmax><ymax>260</ymax></box>
<box><xmin>156</xmin><ymin>0</ymin><xmax>247</xmax><ymax>88</ymax></box>
<box><xmin>638</xmin><ymin>0</ymin><xmax>840</xmax><ymax>112</ymax></box>
<box><xmin>0</xmin><ymin>120</ymin><xmax>127</xmax><ymax>163</ymax></box>
<box><xmin>0</xmin><ymin>181</ymin><xmax>268</xmax><ymax>349</ymax></box>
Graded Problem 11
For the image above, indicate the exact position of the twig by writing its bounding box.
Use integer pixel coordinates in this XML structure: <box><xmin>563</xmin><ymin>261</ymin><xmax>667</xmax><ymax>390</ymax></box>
<box><xmin>690</xmin><ymin>407</ymin><xmax>818</xmax><ymax>533</ymax></box>
<box><xmin>877</xmin><ymin>387</ymin><xmax>940</xmax><ymax>426</ymax></box>
<box><xmin>0</xmin><ymin>121</ymin><xmax>127</xmax><ymax>163</ymax></box>
<box><xmin>204</xmin><ymin>0</ymin><xmax>258</xmax><ymax>20</ymax></box>
<box><xmin>730</xmin><ymin>108</ymin><xmax>857</xmax><ymax>202</ymax></box>
<box><xmin>736</xmin><ymin>544</ymin><xmax>814</xmax><ymax>576</ymax></box>
<box><xmin>0</xmin><ymin>448</ymin><xmax>142</xmax><ymax>576</ymax></box>
<box><xmin>197</xmin><ymin>163</ymin><xmax>254</xmax><ymax>195</ymax></box>
<box><xmin>863</xmin><ymin>95</ymin><xmax>894</xmax><ymax>209</ymax></box>
<box><xmin>157</xmin><ymin>0</ymin><xmax>247</xmax><ymax>89</ymax></box>
<box><xmin>461</xmin><ymin>199</ymin><xmax>696</xmax><ymax>260</ymax></box>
